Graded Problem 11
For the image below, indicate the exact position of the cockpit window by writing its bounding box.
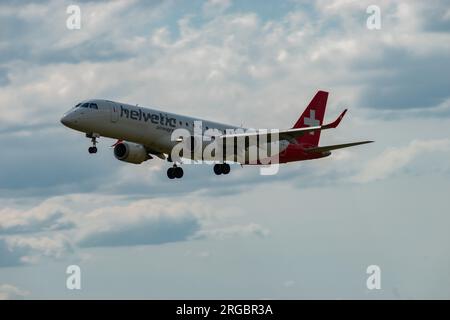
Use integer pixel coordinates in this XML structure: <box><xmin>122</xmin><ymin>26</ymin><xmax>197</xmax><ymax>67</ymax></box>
<box><xmin>75</xmin><ymin>103</ymin><xmax>81</xmax><ymax>108</ymax></box>
<box><xmin>81</xmin><ymin>103</ymin><xmax>89</xmax><ymax>108</ymax></box>
<box><xmin>89</xmin><ymin>103</ymin><xmax>99</xmax><ymax>109</ymax></box>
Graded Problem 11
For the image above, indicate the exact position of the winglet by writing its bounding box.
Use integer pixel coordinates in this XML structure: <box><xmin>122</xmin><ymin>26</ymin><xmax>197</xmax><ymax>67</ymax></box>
<box><xmin>322</xmin><ymin>109</ymin><xmax>347</xmax><ymax>129</ymax></box>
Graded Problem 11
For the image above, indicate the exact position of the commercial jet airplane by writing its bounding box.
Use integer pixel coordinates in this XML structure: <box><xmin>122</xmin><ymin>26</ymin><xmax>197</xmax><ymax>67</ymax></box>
<box><xmin>60</xmin><ymin>91</ymin><xmax>373</xmax><ymax>179</ymax></box>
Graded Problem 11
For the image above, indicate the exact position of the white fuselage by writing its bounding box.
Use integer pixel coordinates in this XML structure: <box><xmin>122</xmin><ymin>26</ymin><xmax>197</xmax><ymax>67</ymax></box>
<box><xmin>61</xmin><ymin>99</ymin><xmax>249</xmax><ymax>156</ymax></box>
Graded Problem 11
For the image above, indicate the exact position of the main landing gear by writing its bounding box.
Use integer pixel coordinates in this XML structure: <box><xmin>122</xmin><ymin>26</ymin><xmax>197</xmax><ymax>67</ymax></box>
<box><xmin>86</xmin><ymin>133</ymin><xmax>99</xmax><ymax>154</ymax></box>
<box><xmin>166</xmin><ymin>163</ymin><xmax>231</xmax><ymax>179</ymax></box>
<box><xmin>167</xmin><ymin>165</ymin><xmax>184</xmax><ymax>179</ymax></box>
<box><xmin>214</xmin><ymin>163</ymin><xmax>230</xmax><ymax>175</ymax></box>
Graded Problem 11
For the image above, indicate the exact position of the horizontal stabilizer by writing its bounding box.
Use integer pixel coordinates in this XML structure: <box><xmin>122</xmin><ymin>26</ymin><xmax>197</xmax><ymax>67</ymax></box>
<box><xmin>305</xmin><ymin>141</ymin><xmax>374</xmax><ymax>153</ymax></box>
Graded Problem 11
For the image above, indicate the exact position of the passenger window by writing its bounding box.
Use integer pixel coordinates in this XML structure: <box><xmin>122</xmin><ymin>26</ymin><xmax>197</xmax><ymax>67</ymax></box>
<box><xmin>90</xmin><ymin>103</ymin><xmax>98</xmax><ymax>109</ymax></box>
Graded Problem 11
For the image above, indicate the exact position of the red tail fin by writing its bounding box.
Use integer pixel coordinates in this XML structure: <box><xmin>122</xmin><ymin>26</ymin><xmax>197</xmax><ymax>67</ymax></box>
<box><xmin>292</xmin><ymin>90</ymin><xmax>329</xmax><ymax>146</ymax></box>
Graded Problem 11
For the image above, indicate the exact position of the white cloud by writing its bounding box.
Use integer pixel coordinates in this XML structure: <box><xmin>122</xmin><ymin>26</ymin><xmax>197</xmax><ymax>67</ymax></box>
<box><xmin>0</xmin><ymin>234</ymin><xmax>73</xmax><ymax>267</ymax></box>
<box><xmin>76</xmin><ymin>199</ymin><xmax>205</xmax><ymax>247</ymax></box>
<box><xmin>55</xmin><ymin>0</ymin><xmax>138</xmax><ymax>49</ymax></box>
<box><xmin>203</xmin><ymin>0</ymin><xmax>232</xmax><ymax>17</ymax></box>
<box><xmin>1</xmin><ymin>0</ymin><xmax>449</xmax><ymax>132</ymax></box>
<box><xmin>0</xmin><ymin>284</ymin><xmax>30</xmax><ymax>300</ymax></box>
<box><xmin>0</xmin><ymin>193</ymin><xmax>270</xmax><ymax>264</ymax></box>
<box><xmin>354</xmin><ymin>139</ymin><xmax>450</xmax><ymax>183</ymax></box>
<box><xmin>196</xmin><ymin>223</ymin><xmax>270</xmax><ymax>240</ymax></box>
<box><xmin>75</xmin><ymin>197</ymin><xmax>270</xmax><ymax>246</ymax></box>
<box><xmin>0</xmin><ymin>202</ymin><xmax>74</xmax><ymax>235</ymax></box>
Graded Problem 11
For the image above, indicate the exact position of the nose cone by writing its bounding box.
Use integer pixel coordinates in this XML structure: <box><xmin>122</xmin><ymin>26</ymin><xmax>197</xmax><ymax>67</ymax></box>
<box><xmin>60</xmin><ymin>114</ymin><xmax>69</xmax><ymax>126</ymax></box>
<box><xmin>60</xmin><ymin>112</ymin><xmax>78</xmax><ymax>128</ymax></box>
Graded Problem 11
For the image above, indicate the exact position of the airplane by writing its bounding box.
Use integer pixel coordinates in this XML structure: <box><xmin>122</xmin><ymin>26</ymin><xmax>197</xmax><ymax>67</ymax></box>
<box><xmin>60</xmin><ymin>90</ymin><xmax>373</xmax><ymax>179</ymax></box>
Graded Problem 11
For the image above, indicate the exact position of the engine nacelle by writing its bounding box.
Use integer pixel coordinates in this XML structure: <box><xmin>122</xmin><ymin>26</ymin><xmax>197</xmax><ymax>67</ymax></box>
<box><xmin>114</xmin><ymin>142</ymin><xmax>150</xmax><ymax>164</ymax></box>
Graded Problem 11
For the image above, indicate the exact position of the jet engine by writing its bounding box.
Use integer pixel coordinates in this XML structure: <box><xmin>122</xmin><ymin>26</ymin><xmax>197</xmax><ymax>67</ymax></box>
<box><xmin>114</xmin><ymin>142</ymin><xmax>150</xmax><ymax>164</ymax></box>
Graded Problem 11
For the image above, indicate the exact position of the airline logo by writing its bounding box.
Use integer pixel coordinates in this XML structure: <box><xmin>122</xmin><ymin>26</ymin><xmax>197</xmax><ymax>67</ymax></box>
<box><xmin>304</xmin><ymin>109</ymin><xmax>319</xmax><ymax>135</ymax></box>
<box><xmin>120</xmin><ymin>105</ymin><xmax>177</xmax><ymax>127</ymax></box>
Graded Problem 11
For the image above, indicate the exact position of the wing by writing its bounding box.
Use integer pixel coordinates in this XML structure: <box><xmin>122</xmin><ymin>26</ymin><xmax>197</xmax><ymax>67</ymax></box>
<box><xmin>218</xmin><ymin>109</ymin><xmax>347</xmax><ymax>144</ymax></box>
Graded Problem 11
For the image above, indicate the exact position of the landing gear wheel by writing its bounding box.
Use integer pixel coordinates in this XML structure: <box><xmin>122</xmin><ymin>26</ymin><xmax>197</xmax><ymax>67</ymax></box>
<box><xmin>174</xmin><ymin>167</ymin><xmax>184</xmax><ymax>179</ymax></box>
<box><xmin>167</xmin><ymin>167</ymin><xmax>175</xmax><ymax>179</ymax></box>
<box><xmin>214</xmin><ymin>163</ymin><xmax>230</xmax><ymax>175</ymax></box>
<box><xmin>214</xmin><ymin>164</ymin><xmax>222</xmax><ymax>175</ymax></box>
<box><xmin>88</xmin><ymin>146</ymin><xmax>97</xmax><ymax>154</ymax></box>
<box><xmin>167</xmin><ymin>166</ymin><xmax>183</xmax><ymax>179</ymax></box>
<box><xmin>222</xmin><ymin>163</ymin><xmax>230</xmax><ymax>175</ymax></box>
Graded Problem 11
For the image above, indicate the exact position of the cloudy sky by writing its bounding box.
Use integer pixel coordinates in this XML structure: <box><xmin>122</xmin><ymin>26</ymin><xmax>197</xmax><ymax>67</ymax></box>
<box><xmin>0</xmin><ymin>0</ymin><xmax>449</xmax><ymax>299</ymax></box>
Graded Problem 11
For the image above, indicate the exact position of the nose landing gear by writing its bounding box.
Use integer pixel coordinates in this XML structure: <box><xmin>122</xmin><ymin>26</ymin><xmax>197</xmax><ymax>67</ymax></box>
<box><xmin>86</xmin><ymin>133</ymin><xmax>99</xmax><ymax>154</ymax></box>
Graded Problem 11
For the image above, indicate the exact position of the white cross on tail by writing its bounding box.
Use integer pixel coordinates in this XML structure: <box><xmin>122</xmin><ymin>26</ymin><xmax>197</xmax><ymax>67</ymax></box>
<box><xmin>303</xmin><ymin>109</ymin><xmax>320</xmax><ymax>135</ymax></box>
